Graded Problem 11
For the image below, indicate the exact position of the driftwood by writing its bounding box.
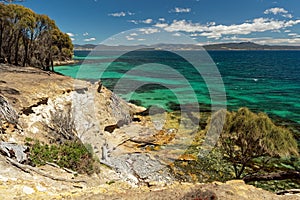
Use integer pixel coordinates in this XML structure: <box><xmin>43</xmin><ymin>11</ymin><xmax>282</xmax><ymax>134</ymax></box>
<box><xmin>46</xmin><ymin>161</ymin><xmax>78</xmax><ymax>175</ymax></box>
<box><xmin>45</xmin><ymin>161</ymin><xmax>61</xmax><ymax>168</ymax></box>
<box><xmin>7</xmin><ymin>157</ymin><xmax>86</xmax><ymax>183</ymax></box>
<box><xmin>63</xmin><ymin>167</ymin><xmax>78</xmax><ymax>175</ymax></box>
<box><xmin>243</xmin><ymin>170</ymin><xmax>300</xmax><ymax>183</ymax></box>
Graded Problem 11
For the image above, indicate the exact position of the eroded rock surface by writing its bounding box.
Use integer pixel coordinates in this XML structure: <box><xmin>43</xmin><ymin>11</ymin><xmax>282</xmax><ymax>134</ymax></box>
<box><xmin>0</xmin><ymin>64</ymin><xmax>174</xmax><ymax>187</ymax></box>
<box><xmin>0</xmin><ymin>64</ymin><xmax>298</xmax><ymax>199</ymax></box>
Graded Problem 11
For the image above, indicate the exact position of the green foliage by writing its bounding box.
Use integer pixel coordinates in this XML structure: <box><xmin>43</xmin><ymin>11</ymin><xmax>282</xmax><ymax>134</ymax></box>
<box><xmin>25</xmin><ymin>139</ymin><xmax>99</xmax><ymax>175</ymax></box>
<box><xmin>171</xmin><ymin>148</ymin><xmax>234</xmax><ymax>183</ymax></box>
<box><xmin>217</xmin><ymin>107</ymin><xmax>298</xmax><ymax>178</ymax></box>
<box><xmin>61</xmin><ymin>48</ymin><xmax>73</xmax><ymax>60</ymax></box>
<box><xmin>0</xmin><ymin>3</ymin><xmax>73</xmax><ymax>69</ymax></box>
<box><xmin>172</xmin><ymin>107</ymin><xmax>299</xmax><ymax>191</ymax></box>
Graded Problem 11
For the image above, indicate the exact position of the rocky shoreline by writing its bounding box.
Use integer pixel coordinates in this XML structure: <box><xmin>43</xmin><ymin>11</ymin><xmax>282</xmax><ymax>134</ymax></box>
<box><xmin>0</xmin><ymin>64</ymin><xmax>299</xmax><ymax>199</ymax></box>
<box><xmin>53</xmin><ymin>59</ymin><xmax>79</xmax><ymax>66</ymax></box>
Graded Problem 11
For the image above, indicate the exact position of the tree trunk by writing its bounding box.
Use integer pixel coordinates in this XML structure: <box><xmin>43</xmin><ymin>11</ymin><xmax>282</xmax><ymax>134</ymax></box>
<box><xmin>6</xmin><ymin>31</ymin><xmax>15</xmax><ymax>64</ymax></box>
<box><xmin>14</xmin><ymin>32</ymin><xmax>21</xmax><ymax>66</ymax></box>
<box><xmin>243</xmin><ymin>170</ymin><xmax>300</xmax><ymax>183</ymax></box>
<box><xmin>22</xmin><ymin>37</ymin><xmax>28</xmax><ymax>67</ymax></box>
<box><xmin>236</xmin><ymin>163</ymin><xmax>246</xmax><ymax>179</ymax></box>
<box><xmin>51</xmin><ymin>59</ymin><xmax>54</xmax><ymax>72</ymax></box>
<box><xmin>0</xmin><ymin>22</ymin><xmax>3</xmax><ymax>60</ymax></box>
<box><xmin>22</xmin><ymin>44</ymin><xmax>28</xmax><ymax>67</ymax></box>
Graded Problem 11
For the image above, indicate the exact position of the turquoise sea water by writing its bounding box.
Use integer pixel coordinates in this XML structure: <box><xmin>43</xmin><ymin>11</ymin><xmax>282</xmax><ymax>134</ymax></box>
<box><xmin>55</xmin><ymin>50</ymin><xmax>300</xmax><ymax>124</ymax></box>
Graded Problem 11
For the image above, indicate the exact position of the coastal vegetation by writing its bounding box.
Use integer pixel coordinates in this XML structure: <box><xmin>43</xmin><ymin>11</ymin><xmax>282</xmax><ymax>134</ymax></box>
<box><xmin>24</xmin><ymin>108</ymin><xmax>100</xmax><ymax>175</ymax></box>
<box><xmin>218</xmin><ymin>107</ymin><xmax>298</xmax><ymax>178</ymax></box>
<box><xmin>173</xmin><ymin>107</ymin><xmax>299</xmax><ymax>191</ymax></box>
<box><xmin>25</xmin><ymin>138</ymin><xmax>99</xmax><ymax>175</ymax></box>
<box><xmin>0</xmin><ymin>3</ymin><xmax>73</xmax><ymax>70</ymax></box>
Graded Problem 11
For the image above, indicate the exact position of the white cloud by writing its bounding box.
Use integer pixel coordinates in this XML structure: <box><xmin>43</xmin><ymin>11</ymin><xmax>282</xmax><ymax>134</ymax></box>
<box><xmin>108</xmin><ymin>12</ymin><xmax>126</xmax><ymax>17</ymax></box>
<box><xmin>83</xmin><ymin>32</ymin><xmax>89</xmax><ymax>36</ymax></box>
<box><xmin>108</xmin><ymin>11</ymin><xmax>135</xmax><ymax>17</ymax></box>
<box><xmin>66</xmin><ymin>32</ymin><xmax>74</xmax><ymax>37</ymax></box>
<box><xmin>190</xmin><ymin>33</ymin><xmax>201</xmax><ymax>37</ymax></box>
<box><xmin>70</xmin><ymin>38</ymin><xmax>75</xmax><ymax>41</ymax></box>
<box><xmin>264</xmin><ymin>7</ymin><xmax>288</xmax><ymax>15</ymax></box>
<box><xmin>128</xmin><ymin>20</ymin><xmax>138</xmax><ymax>24</ymax></box>
<box><xmin>284</xmin><ymin>30</ymin><xmax>291</xmax><ymax>33</ymax></box>
<box><xmin>127</xmin><ymin>12</ymin><xmax>135</xmax><ymax>16</ymax></box>
<box><xmin>126</xmin><ymin>36</ymin><xmax>135</xmax><ymax>41</ymax></box>
<box><xmin>128</xmin><ymin>18</ymin><xmax>153</xmax><ymax>24</ymax></box>
<box><xmin>84</xmin><ymin>37</ymin><xmax>96</xmax><ymax>42</ymax></box>
<box><xmin>254</xmin><ymin>37</ymin><xmax>300</xmax><ymax>45</ymax></box>
<box><xmin>139</xmin><ymin>28</ymin><xmax>160</xmax><ymax>34</ymax></box>
<box><xmin>142</xmin><ymin>19</ymin><xmax>153</xmax><ymax>24</ymax></box>
<box><xmin>218</xmin><ymin>36</ymin><xmax>300</xmax><ymax>45</ymax></box>
<box><xmin>288</xmin><ymin>33</ymin><xmax>300</xmax><ymax>37</ymax></box>
<box><xmin>282</xmin><ymin>14</ymin><xmax>293</xmax><ymax>18</ymax></box>
<box><xmin>172</xmin><ymin>33</ymin><xmax>181</xmax><ymax>37</ymax></box>
<box><xmin>130</xmin><ymin>33</ymin><xmax>138</xmax><ymax>36</ymax></box>
<box><xmin>154</xmin><ymin>23</ymin><xmax>168</xmax><ymax>28</ymax></box>
<box><xmin>170</xmin><ymin>7</ymin><xmax>191</xmax><ymax>13</ymax></box>
<box><xmin>159</xmin><ymin>18</ymin><xmax>166</xmax><ymax>22</ymax></box>
<box><xmin>264</xmin><ymin>38</ymin><xmax>300</xmax><ymax>44</ymax></box>
<box><xmin>154</xmin><ymin>18</ymin><xmax>300</xmax><ymax>39</ymax></box>
<box><xmin>264</xmin><ymin>7</ymin><xmax>293</xmax><ymax>18</ymax></box>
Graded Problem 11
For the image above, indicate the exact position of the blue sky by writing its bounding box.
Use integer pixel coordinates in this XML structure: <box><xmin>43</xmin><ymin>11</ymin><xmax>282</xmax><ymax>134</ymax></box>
<box><xmin>20</xmin><ymin>0</ymin><xmax>300</xmax><ymax>45</ymax></box>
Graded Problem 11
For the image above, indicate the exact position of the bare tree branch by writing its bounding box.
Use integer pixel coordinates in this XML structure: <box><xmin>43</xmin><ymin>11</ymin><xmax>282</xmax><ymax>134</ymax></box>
<box><xmin>7</xmin><ymin>157</ymin><xmax>86</xmax><ymax>183</ymax></box>
<box><xmin>243</xmin><ymin>170</ymin><xmax>300</xmax><ymax>183</ymax></box>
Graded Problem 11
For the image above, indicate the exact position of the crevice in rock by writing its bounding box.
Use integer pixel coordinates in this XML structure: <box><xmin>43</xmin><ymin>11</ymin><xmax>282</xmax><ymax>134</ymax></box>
<box><xmin>133</xmin><ymin>117</ymin><xmax>141</xmax><ymax>122</ymax></box>
<box><xmin>104</xmin><ymin>119</ymin><xmax>130</xmax><ymax>133</ymax></box>
<box><xmin>104</xmin><ymin>124</ymin><xmax>119</xmax><ymax>133</ymax></box>
<box><xmin>0</xmin><ymin>87</ymin><xmax>20</xmax><ymax>95</ymax></box>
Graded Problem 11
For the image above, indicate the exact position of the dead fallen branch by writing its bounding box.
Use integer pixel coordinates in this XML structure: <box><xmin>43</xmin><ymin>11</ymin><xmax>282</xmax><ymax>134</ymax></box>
<box><xmin>277</xmin><ymin>189</ymin><xmax>300</xmax><ymax>195</ymax></box>
<box><xmin>46</xmin><ymin>161</ymin><xmax>78</xmax><ymax>175</ymax></box>
<box><xmin>243</xmin><ymin>170</ymin><xmax>300</xmax><ymax>183</ymax></box>
<box><xmin>6</xmin><ymin>157</ymin><xmax>86</xmax><ymax>183</ymax></box>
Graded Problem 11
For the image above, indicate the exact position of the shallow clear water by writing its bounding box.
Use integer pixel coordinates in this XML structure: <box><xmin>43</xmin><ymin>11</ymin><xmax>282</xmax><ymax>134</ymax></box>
<box><xmin>55</xmin><ymin>50</ymin><xmax>300</xmax><ymax>124</ymax></box>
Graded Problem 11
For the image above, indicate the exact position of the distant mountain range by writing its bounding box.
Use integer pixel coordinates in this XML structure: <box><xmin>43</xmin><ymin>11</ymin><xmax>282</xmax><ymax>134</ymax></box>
<box><xmin>74</xmin><ymin>42</ymin><xmax>300</xmax><ymax>51</ymax></box>
<box><xmin>203</xmin><ymin>42</ymin><xmax>300</xmax><ymax>50</ymax></box>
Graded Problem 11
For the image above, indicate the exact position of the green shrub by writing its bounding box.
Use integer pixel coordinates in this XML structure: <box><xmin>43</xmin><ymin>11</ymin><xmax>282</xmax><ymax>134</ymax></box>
<box><xmin>172</xmin><ymin>107</ymin><xmax>299</xmax><ymax>188</ymax></box>
<box><xmin>25</xmin><ymin>138</ymin><xmax>99</xmax><ymax>175</ymax></box>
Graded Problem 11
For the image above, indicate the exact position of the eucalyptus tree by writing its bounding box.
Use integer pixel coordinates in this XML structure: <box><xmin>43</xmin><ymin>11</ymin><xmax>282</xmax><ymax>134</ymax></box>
<box><xmin>0</xmin><ymin>3</ymin><xmax>73</xmax><ymax>70</ymax></box>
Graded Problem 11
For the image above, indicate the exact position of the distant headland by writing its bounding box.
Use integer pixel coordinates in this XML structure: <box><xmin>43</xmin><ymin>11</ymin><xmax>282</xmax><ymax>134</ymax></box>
<box><xmin>74</xmin><ymin>42</ymin><xmax>300</xmax><ymax>51</ymax></box>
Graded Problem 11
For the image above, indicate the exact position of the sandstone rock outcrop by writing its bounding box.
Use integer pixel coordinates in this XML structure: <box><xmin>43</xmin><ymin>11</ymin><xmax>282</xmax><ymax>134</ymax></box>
<box><xmin>0</xmin><ymin>64</ymin><xmax>299</xmax><ymax>199</ymax></box>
